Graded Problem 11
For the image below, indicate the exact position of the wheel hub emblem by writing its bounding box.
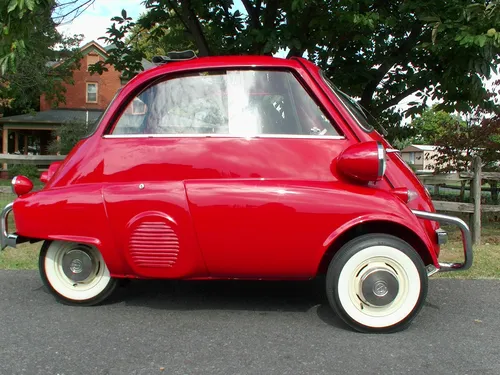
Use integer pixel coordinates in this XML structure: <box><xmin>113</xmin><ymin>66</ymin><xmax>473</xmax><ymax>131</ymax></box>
<box><xmin>373</xmin><ymin>280</ymin><xmax>389</xmax><ymax>297</ymax></box>
<box><xmin>70</xmin><ymin>259</ymin><xmax>83</xmax><ymax>274</ymax></box>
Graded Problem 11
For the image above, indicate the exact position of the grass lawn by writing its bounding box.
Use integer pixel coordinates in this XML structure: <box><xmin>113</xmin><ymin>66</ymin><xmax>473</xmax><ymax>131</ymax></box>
<box><xmin>0</xmin><ymin>190</ymin><xmax>498</xmax><ymax>278</ymax></box>
<box><xmin>435</xmin><ymin>221</ymin><xmax>500</xmax><ymax>279</ymax></box>
<box><xmin>0</xmin><ymin>242</ymin><xmax>41</xmax><ymax>270</ymax></box>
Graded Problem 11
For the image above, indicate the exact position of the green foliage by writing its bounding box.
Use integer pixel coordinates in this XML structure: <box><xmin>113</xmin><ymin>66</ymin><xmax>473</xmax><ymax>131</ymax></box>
<box><xmin>0</xmin><ymin>1</ymin><xmax>84</xmax><ymax>115</ymax></box>
<box><xmin>7</xmin><ymin>164</ymin><xmax>39</xmax><ymax>180</ymax></box>
<box><xmin>89</xmin><ymin>12</ymin><xmax>145</xmax><ymax>80</ymax></box>
<box><xmin>91</xmin><ymin>0</ymin><xmax>500</xmax><ymax>132</ymax></box>
<box><xmin>410</xmin><ymin>107</ymin><xmax>467</xmax><ymax>145</ymax></box>
<box><xmin>1</xmin><ymin>33</ymin><xmax>83</xmax><ymax>116</ymax></box>
<box><xmin>391</xmin><ymin>137</ymin><xmax>413</xmax><ymax>150</ymax></box>
<box><xmin>48</xmin><ymin>120</ymin><xmax>90</xmax><ymax>155</ymax></box>
<box><xmin>0</xmin><ymin>0</ymin><xmax>54</xmax><ymax>74</ymax></box>
<box><xmin>433</xmin><ymin>114</ymin><xmax>500</xmax><ymax>173</ymax></box>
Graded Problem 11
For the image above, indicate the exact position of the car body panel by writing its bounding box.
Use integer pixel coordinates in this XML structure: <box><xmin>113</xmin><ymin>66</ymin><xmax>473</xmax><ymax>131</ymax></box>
<box><xmin>186</xmin><ymin>179</ymin><xmax>437</xmax><ymax>278</ymax></box>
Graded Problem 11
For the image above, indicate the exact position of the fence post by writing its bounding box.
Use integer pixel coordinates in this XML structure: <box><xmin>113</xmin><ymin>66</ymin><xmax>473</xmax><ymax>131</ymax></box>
<box><xmin>472</xmin><ymin>156</ymin><xmax>482</xmax><ymax>245</ymax></box>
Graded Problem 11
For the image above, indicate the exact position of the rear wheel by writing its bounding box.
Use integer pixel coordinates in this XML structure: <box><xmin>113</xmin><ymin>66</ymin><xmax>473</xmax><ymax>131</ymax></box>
<box><xmin>326</xmin><ymin>234</ymin><xmax>428</xmax><ymax>333</ymax></box>
<box><xmin>39</xmin><ymin>240</ymin><xmax>117</xmax><ymax>306</ymax></box>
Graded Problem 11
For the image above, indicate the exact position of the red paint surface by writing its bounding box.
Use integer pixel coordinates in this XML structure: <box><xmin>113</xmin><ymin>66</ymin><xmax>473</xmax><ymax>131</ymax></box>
<box><xmin>12</xmin><ymin>55</ymin><xmax>439</xmax><ymax>279</ymax></box>
<box><xmin>337</xmin><ymin>141</ymin><xmax>382</xmax><ymax>183</ymax></box>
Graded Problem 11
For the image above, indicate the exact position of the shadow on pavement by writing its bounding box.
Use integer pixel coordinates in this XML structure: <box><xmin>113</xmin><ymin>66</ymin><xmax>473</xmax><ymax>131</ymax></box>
<box><xmin>106</xmin><ymin>277</ymin><xmax>349</xmax><ymax>330</ymax></box>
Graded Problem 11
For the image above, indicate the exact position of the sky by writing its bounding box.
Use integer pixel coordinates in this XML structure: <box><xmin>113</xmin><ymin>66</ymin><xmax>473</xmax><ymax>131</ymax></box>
<box><xmin>55</xmin><ymin>0</ymin><xmax>148</xmax><ymax>46</ymax></box>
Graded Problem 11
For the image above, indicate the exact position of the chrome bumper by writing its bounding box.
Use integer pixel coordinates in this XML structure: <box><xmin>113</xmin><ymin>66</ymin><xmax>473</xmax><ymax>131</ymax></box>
<box><xmin>1</xmin><ymin>202</ymin><xmax>18</xmax><ymax>250</ymax></box>
<box><xmin>412</xmin><ymin>209</ymin><xmax>473</xmax><ymax>272</ymax></box>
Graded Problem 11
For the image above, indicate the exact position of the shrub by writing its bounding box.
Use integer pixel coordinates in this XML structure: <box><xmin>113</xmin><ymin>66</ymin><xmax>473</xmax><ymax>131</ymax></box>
<box><xmin>48</xmin><ymin>120</ymin><xmax>90</xmax><ymax>155</ymax></box>
<box><xmin>7</xmin><ymin>164</ymin><xmax>40</xmax><ymax>180</ymax></box>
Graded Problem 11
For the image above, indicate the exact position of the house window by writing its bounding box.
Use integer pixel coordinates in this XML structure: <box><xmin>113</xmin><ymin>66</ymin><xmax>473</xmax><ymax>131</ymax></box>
<box><xmin>86</xmin><ymin>83</ymin><xmax>98</xmax><ymax>103</ymax></box>
<box><xmin>87</xmin><ymin>54</ymin><xmax>99</xmax><ymax>71</ymax></box>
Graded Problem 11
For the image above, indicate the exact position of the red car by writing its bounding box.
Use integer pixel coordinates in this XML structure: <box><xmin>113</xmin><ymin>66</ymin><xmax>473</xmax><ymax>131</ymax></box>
<box><xmin>1</xmin><ymin>52</ymin><xmax>472</xmax><ymax>333</ymax></box>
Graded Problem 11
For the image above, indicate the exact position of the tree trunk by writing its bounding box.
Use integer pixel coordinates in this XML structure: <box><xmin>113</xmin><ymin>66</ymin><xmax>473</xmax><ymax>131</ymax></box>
<box><xmin>180</xmin><ymin>0</ymin><xmax>211</xmax><ymax>56</ymax></box>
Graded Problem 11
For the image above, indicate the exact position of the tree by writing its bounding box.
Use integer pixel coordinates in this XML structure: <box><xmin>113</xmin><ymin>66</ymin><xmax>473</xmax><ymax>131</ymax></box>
<box><xmin>410</xmin><ymin>107</ymin><xmax>467</xmax><ymax>145</ymax></box>
<box><xmin>0</xmin><ymin>1</ymin><xmax>84</xmax><ymax>115</ymax></box>
<box><xmin>90</xmin><ymin>0</ymin><xmax>500</xmax><ymax>131</ymax></box>
<box><xmin>426</xmin><ymin>111</ymin><xmax>500</xmax><ymax>201</ymax></box>
<box><xmin>0</xmin><ymin>33</ymin><xmax>83</xmax><ymax>116</ymax></box>
<box><xmin>0</xmin><ymin>0</ymin><xmax>94</xmax><ymax>74</ymax></box>
<box><xmin>48</xmin><ymin>119</ymin><xmax>91</xmax><ymax>155</ymax></box>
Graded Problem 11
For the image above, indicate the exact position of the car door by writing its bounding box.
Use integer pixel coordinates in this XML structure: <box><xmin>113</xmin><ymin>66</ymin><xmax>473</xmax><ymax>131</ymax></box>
<box><xmin>182</xmin><ymin>69</ymin><xmax>351</xmax><ymax>278</ymax></box>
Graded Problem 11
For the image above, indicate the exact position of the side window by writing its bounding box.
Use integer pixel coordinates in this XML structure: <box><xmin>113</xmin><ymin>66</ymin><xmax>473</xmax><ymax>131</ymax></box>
<box><xmin>110</xmin><ymin>70</ymin><xmax>340</xmax><ymax>137</ymax></box>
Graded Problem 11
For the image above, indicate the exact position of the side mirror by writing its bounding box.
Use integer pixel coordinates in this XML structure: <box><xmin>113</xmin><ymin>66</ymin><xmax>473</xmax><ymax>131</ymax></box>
<box><xmin>337</xmin><ymin>141</ymin><xmax>386</xmax><ymax>183</ymax></box>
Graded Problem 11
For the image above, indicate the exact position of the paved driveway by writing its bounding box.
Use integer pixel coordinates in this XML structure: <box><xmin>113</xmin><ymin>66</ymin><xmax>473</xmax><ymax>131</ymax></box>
<box><xmin>0</xmin><ymin>270</ymin><xmax>498</xmax><ymax>375</ymax></box>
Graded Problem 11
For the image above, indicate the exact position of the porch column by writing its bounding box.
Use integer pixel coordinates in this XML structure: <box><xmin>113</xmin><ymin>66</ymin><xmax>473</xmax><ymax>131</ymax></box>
<box><xmin>2</xmin><ymin>127</ymin><xmax>7</xmax><ymax>170</ymax></box>
<box><xmin>14</xmin><ymin>132</ymin><xmax>19</xmax><ymax>153</ymax></box>
<box><xmin>24</xmin><ymin>135</ymin><xmax>28</xmax><ymax>155</ymax></box>
<box><xmin>56</xmin><ymin>135</ymin><xmax>61</xmax><ymax>155</ymax></box>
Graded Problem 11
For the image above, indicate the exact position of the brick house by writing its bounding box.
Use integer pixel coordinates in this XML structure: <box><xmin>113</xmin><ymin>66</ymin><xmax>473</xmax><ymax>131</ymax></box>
<box><xmin>0</xmin><ymin>41</ymin><xmax>153</xmax><ymax>160</ymax></box>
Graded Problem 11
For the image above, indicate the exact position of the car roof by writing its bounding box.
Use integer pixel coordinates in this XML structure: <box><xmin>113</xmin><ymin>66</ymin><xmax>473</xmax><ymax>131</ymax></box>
<box><xmin>127</xmin><ymin>55</ymin><xmax>309</xmax><ymax>86</ymax></box>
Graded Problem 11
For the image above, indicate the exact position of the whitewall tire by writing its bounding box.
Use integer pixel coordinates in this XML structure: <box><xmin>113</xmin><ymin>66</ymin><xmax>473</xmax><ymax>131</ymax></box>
<box><xmin>326</xmin><ymin>234</ymin><xmax>428</xmax><ymax>333</ymax></box>
<box><xmin>39</xmin><ymin>240</ymin><xmax>117</xmax><ymax>306</ymax></box>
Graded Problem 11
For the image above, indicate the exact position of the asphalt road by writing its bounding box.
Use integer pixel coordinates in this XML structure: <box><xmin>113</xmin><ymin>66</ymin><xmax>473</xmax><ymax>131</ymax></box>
<box><xmin>0</xmin><ymin>271</ymin><xmax>499</xmax><ymax>375</ymax></box>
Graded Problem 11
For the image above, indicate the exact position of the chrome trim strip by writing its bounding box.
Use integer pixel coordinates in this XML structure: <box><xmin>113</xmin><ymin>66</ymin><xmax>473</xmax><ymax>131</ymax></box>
<box><xmin>102</xmin><ymin>134</ymin><xmax>346</xmax><ymax>140</ymax></box>
<box><xmin>377</xmin><ymin>142</ymin><xmax>386</xmax><ymax>178</ymax></box>
<box><xmin>386</xmin><ymin>148</ymin><xmax>401</xmax><ymax>154</ymax></box>
<box><xmin>1</xmin><ymin>202</ymin><xmax>17</xmax><ymax>250</ymax></box>
<box><xmin>11</xmin><ymin>176</ymin><xmax>17</xmax><ymax>194</ymax></box>
<box><xmin>412</xmin><ymin>209</ymin><xmax>473</xmax><ymax>272</ymax></box>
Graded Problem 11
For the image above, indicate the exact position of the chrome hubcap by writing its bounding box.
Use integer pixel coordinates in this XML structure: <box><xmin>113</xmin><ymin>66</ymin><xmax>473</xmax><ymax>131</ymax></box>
<box><xmin>62</xmin><ymin>248</ymin><xmax>94</xmax><ymax>282</ymax></box>
<box><xmin>359</xmin><ymin>267</ymin><xmax>399</xmax><ymax>307</ymax></box>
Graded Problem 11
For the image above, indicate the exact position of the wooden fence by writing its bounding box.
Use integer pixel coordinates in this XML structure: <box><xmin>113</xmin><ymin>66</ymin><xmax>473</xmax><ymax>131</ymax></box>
<box><xmin>0</xmin><ymin>154</ymin><xmax>66</xmax><ymax>166</ymax></box>
<box><xmin>0</xmin><ymin>154</ymin><xmax>66</xmax><ymax>172</ymax></box>
<box><xmin>417</xmin><ymin>156</ymin><xmax>500</xmax><ymax>245</ymax></box>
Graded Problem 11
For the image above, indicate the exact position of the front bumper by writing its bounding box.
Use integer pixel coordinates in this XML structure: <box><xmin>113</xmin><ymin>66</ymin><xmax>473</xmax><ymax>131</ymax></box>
<box><xmin>412</xmin><ymin>209</ymin><xmax>473</xmax><ymax>273</ymax></box>
<box><xmin>1</xmin><ymin>202</ymin><xmax>18</xmax><ymax>250</ymax></box>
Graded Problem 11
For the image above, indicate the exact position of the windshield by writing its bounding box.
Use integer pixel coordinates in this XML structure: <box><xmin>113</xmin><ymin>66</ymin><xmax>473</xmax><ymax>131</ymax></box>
<box><xmin>320</xmin><ymin>70</ymin><xmax>387</xmax><ymax>136</ymax></box>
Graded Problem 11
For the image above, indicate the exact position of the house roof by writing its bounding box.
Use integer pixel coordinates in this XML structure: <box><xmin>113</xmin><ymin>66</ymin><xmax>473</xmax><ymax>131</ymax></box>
<box><xmin>80</xmin><ymin>40</ymin><xmax>109</xmax><ymax>56</ymax></box>
<box><xmin>401</xmin><ymin>144</ymin><xmax>437</xmax><ymax>152</ymax></box>
<box><xmin>0</xmin><ymin>109</ymin><xmax>103</xmax><ymax>125</ymax></box>
<box><xmin>47</xmin><ymin>40</ymin><xmax>109</xmax><ymax>69</ymax></box>
<box><xmin>46</xmin><ymin>41</ymin><xmax>153</xmax><ymax>73</ymax></box>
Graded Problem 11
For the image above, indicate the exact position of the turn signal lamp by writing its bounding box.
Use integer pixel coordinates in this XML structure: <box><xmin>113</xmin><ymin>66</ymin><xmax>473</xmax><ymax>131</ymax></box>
<box><xmin>391</xmin><ymin>187</ymin><xmax>418</xmax><ymax>203</ymax></box>
<box><xmin>11</xmin><ymin>175</ymin><xmax>34</xmax><ymax>197</ymax></box>
<box><xmin>40</xmin><ymin>161</ymin><xmax>62</xmax><ymax>184</ymax></box>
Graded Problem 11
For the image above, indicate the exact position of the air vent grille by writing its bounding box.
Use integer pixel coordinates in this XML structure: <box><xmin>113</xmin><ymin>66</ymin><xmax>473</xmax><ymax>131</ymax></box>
<box><xmin>129</xmin><ymin>221</ymin><xmax>179</xmax><ymax>268</ymax></box>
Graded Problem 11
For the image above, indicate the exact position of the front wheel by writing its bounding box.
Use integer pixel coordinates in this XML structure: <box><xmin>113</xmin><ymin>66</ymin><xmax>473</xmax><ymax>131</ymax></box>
<box><xmin>39</xmin><ymin>240</ymin><xmax>117</xmax><ymax>306</ymax></box>
<box><xmin>326</xmin><ymin>234</ymin><xmax>428</xmax><ymax>333</ymax></box>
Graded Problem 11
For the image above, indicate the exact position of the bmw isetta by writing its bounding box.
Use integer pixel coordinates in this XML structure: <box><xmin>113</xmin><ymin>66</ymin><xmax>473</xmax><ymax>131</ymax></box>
<box><xmin>1</xmin><ymin>52</ymin><xmax>473</xmax><ymax>333</ymax></box>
